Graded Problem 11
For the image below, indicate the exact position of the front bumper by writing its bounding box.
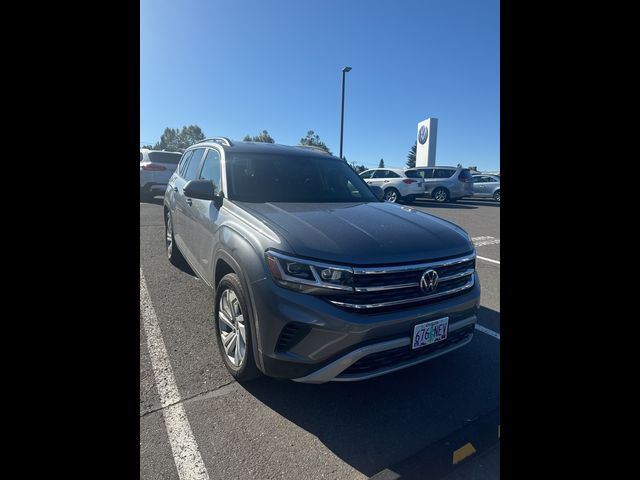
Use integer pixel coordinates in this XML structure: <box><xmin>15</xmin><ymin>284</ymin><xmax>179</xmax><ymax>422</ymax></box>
<box><xmin>249</xmin><ymin>273</ymin><xmax>480</xmax><ymax>382</ymax></box>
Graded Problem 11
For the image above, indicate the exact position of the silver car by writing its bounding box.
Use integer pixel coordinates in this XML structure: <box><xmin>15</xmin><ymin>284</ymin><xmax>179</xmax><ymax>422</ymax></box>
<box><xmin>140</xmin><ymin>149</ymin><xmax>182</xmax><ymax>200</ymax></box>
<box><xmin>359</xmin><ymin>168</ymin><xmax>425</xmax><ymax>203</ymax></box>
<box><xmin>405</xmin><ymin>166</ymin><xmax>474</xmax><ymax>203</ymax></box>
<box><xmin>470</xmin><ymin>174</ymin><xmax>500</xmax><ymax>201</ymax></box>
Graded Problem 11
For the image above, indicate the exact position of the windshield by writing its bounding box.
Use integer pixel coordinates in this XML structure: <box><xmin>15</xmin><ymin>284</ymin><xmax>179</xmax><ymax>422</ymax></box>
<box><xmin>227</xmin><ymin>153</ymin><xmax>378</xmax><ymax>203</ymax></box>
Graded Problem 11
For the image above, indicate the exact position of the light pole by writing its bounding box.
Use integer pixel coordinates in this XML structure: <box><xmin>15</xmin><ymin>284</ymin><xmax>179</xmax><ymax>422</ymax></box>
<box><xmin>339</xmin><ymin>66</ymin><xmax>351</xmax><ymax>159</ymax></box>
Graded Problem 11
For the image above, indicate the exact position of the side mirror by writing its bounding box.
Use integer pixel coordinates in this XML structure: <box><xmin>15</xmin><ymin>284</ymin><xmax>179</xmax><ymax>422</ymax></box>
<box><xmin>183</xmin><ymin>180</ymin><xmax>224</xmax><ymax>208</ymax></box>
<box><xmin>370</xmin><ymin>185</ymin><xmax>384</xmax><ymax>201</ymax></box>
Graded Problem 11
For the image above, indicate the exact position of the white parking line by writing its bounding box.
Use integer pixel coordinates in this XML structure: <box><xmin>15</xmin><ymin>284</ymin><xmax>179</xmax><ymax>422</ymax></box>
<box><xmin>476</xmin><ymin>324</ymin><xmax>500</xmax><ymax>340</ymax></box>
<box><xmin>477</xmin><ymin>256</ymin><xmax>500</xmax><ymax>265</ymax></box>
<box><xmin>140</xmin><ymin>269</ymin><xmax>210</xmax><ymax>480</ymax></box>
<box><xmin>472</xmin><ymin>236</ymin><xmax>500</xmax><ymax>247</ymax></box>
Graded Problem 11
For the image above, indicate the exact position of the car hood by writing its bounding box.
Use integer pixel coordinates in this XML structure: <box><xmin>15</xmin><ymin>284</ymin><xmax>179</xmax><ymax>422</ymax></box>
<box><xmin>235</xmin><ymin>201</ymin><xmax>474</xmax><ymax>265</ymax></box>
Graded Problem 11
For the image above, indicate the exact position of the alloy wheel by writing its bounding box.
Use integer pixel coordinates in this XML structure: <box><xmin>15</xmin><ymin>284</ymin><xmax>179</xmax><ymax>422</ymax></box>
<box><xmin>218</xmin><ymin>289</ymin><xmax>246</xmax><ymax>367</ymax></box>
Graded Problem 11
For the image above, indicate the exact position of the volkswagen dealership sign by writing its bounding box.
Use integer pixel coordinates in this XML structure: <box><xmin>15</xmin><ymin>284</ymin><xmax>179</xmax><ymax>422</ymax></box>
<box><xmin>416</xmin><ymin>118</ymin><xmax>438</xmax><ymax>166</ymax></box>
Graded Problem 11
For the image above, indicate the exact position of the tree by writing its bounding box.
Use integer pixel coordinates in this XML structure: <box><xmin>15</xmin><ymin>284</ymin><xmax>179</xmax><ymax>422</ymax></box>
<box><xmin>140</xmin><ymin>144</ymin><xmax>153</xmax><ymax>149</ymax></box>
<box><xmin>152</xmin><ymin>125</ymin><xmax>206</xmax><ymax>152</ymax></box>
<box><xmin>243</xmin><ymin>130</ymin><xmax>275</xmax><ymax>143</ymax></box>
<box><xmin>349</xmin><ymin>161</ymin><xmax>367</xmax><ymax>174</ymax></box>
<box><xmin>299</xmin><ymin>130</ymin><xmax>332</xmax><ymax>154</ymax></box>
<box><xmin>406</xmin><ymin>141</ymin><xmax>417</xmax><ymax>168</ymax></box>
<box><xmin>378</xmin><ymin>158</ymin><xmax>385</xmax><ymax>168</ymax></box>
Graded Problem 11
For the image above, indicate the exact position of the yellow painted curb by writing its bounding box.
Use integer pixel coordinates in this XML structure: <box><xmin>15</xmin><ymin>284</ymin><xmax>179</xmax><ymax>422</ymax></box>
<box><xmin>452</xmin><ymin>442</ymin><xmax>477</xmax><ymax>465</ymax></box>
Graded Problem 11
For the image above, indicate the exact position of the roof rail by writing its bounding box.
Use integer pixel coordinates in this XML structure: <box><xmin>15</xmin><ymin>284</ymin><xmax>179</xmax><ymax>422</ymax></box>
<box><xmin>196</xmin><ymin>137</ymin><xmax>234</xmax><ymax>147</ymax></box>
<box><xmin>296</xmin><ymin>144</ymin><xmax>330</xmax><ymax>153</ymax></box>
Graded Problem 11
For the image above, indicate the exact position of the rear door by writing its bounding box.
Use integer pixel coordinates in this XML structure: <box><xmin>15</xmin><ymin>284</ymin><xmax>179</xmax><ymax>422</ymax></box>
<box><xmin>420</xmin><ymin>168</ymin><xmax>436</xmax><ymax>194</ymax></box>
<box><xmin>368</xmin><ymin>169</ymin><xmax>388</xmax><ymax>188</ymax></box>
<box><xmin>175</xmin><ymin>148</ymin><xmax>206</xmax><ymax>260</ymax></box>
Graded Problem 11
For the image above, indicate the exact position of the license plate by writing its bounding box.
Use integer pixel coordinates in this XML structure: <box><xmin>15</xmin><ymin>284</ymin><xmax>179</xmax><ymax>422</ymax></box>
<box><xmin>412</xmin><ymin>317</ymin><xmax>449</xmax><ymax>349</ymax></box>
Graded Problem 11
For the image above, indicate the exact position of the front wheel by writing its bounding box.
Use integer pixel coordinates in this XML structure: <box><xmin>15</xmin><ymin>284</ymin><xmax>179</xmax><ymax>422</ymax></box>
<box><xmin>383</xmin><ymin>188</ymin><xmax>401</xmax><ymax>203</ymax></box>
<box><xmin>214</xmin><ymin>274</ymin><xmax>260</xmax><ymax>382</ymax></box>
<box><xmin>493</xmin><ymin>190</ymin><xmax>500</xmax><ymax>202</ymax></box>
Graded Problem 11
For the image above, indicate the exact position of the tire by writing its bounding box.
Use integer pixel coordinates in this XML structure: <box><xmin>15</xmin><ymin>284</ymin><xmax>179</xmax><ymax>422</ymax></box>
<box><xmin>493</xmin><ymin>190</ymin><xmax>500</xmax><ymax>202</ymax></box>
<box><xmin>214</xmin><ymin>273</ymin><xmax>260</xmax><ymax>382</ymax></box>
<box><xmin>165</xmin><ymin>210</ymin><xmax>186</xmax><ymax>267</ymax></box>
<box><xmin>432</xmin><ymin>187</ymin><xmax>449</xmax><ymax>203</ymax></box>
<box><xmin>383</xmin><ymin>187</ymin><xmax>401</xmax><ymax>203</ymax></box>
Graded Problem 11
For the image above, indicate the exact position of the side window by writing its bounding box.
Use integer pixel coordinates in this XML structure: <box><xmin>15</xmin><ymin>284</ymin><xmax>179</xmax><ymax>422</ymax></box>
<box><xmin>421</xmin><ymin>168</ymin><xmax>434</xmax><ymax>179</ymax></box>
<box><xmin>486</xmin><ymin>176</ymin><xmax>498</xmax><ymax>183</ymax></box>
<box><xmin>199</xmin><ymin>149</ymin><xmax>222</xmax><ymax>193</ymax></box>
<box><xmin>434</xmin><ymin>169</ymin><xmax>455</xmax><ymax>179</ymax></box>
<box><xmin>178</xmin><ymin>150</ymin><xmax>194</xmax><ymax>177</ymax></box>
<box><xmin>371</xmin><ymin>169</ymin><xmax>387</xmax><ymax>178</ymax></box>
<box><xmin>473</xmin><ymin>176</ymin><xmax>484</xmax><ymax>183</ymax></box>
<box><xmin>184</xmin><ymin>149</ymin><xmax>205</xmax><ymax>180</ymax></box>
<box><xmin>386</xmin><ymin>171</ymin><xmax>401</xmax><ymax>178</ymax></box>
<box><xmin>360</xmin><ymin>170</ymin><xmax>374</xmax><ymax>179</ymax></box>
<box><xmin>404</xmin><ymin>170</ymin><xmax>422</xmax><ymax>179</ymax></box>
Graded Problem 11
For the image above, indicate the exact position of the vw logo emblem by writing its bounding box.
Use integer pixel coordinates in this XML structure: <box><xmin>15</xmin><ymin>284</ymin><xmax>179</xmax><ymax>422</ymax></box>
<box><xmin>418</xmin><ymin>125</ymin><xmax>428</xmax><ymax>144</ymax></box>
<box><xmin>420</xmin><ymin>269</ymin><xmax>439</xmax><ymax>294</ymax></box>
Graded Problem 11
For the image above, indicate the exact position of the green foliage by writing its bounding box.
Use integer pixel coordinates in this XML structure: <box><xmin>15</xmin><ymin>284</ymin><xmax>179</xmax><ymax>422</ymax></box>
<box><xmin>378</xmin><ymin>158</ymin><xmax>385</xmax><ymax>168</ymax></box>
<box><xmin>152</xmin><ymin>125</ymin><xmax>206</xmax><ymax>152</ymax></box>
<box><xmin>299</xmin><ymin>130</ymin><xmax>332</xmax><ymax>154</ymax></box>
<box><xmin>349</xmin><ymin>162</ymin><xmax>367</xmax><ymax>173</ymax></box>
<box><xmin>243</xmin><ymin>130</ymin><xmax>275</xmax><ymax>143</ymax></box>
<box><xmin>406</xmin><ymin>141</ymin><xmax>417</xmax><ymax>168</ymax></box>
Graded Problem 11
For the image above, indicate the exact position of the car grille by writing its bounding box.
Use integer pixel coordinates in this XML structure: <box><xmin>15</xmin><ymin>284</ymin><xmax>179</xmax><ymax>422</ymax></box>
<box><xmin>324</xmin><ymin>253</ymin><xmax>476</xmax><ymax>312</ymax></box>
<box><xmin>338</xmin><ymin>324</ymin><xmax>475</xmax><ymax>376</ymax></box>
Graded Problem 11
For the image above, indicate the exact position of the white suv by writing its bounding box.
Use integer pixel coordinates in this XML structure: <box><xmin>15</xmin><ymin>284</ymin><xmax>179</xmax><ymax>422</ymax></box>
<box><xmin>140</xmin><ymin>149</ymin><xmax>182</xmax><ymax>201</ymax></box>
<box><xmin>359</xmin><ymin>168</ymin><xmax>425</xmax><ymax>203</ymax></box>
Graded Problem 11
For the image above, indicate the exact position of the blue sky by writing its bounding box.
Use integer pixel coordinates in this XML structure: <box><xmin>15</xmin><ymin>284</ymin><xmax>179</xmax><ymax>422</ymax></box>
<box><xmin>141</xmin><ymin>0</ymin><xmax>499</xmax><ymax>171</ymax></box>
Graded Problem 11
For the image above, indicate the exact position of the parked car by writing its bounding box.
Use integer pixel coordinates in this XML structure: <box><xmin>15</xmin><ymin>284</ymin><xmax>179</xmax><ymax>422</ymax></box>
<box><xmin>164</xmin><ymin>137</ymin><xmax>480</xmax><ymax>383</ymax></box>
<box><xmin>359</xmin><ymin>168</ymin><xmax>424</xmax><ymax>203</ymax></box>
<box><xmin>405</xmin><ymin>166</ymin><xmax>474</xmax><ymax>203</ymax></box>
<box><xmin>469</xmin><ymin>174</ymin><xmax>500</xmax><ymax>201</ymax></box>
<box><xmin>140</xmin><ymin>149</ymin><xmax>182</xmax><ymax>200</ymax></box>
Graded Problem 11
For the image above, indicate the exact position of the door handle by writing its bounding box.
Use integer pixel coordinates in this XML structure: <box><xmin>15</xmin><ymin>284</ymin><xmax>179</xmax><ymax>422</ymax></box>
<box><xmin>171</xmin><ymin>186</ymin><xmax>178</xmax><ymax>192</ymax></box>
<box><xmin>383</xmin><ymin>180</ymin><xmax>389</xmax><ymax>183</ymax></box>
<box><xmin>186</xmin><ymin>198</ymin><xmax>192</xmax><ymax>206</ymax></box>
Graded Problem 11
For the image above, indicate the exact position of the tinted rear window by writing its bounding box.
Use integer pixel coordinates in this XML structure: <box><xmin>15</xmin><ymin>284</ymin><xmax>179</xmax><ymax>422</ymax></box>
<box><xmin>458</xmin><ymin>169</ymin><xmax>473</xmax><ymax>181</ymax></box>
<box><xmin>149</xmin><ymin>152</ymin><xmax>182</xmax><ymax>164</ymax></box>
<box><xmin>405</xmin><ymin>170</ymin><xmax>422</xmax><ymax>179</ymax></box>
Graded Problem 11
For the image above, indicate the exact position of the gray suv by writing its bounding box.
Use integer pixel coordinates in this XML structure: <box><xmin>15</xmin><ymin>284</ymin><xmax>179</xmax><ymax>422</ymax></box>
<box><xmin>164</xmin><ymin>138</ymin><xmax>480</xmax><ymax>383</ymax></box>
<box><xmin>405</xmin><ymin>166</ymin><xmax>474</xmax><ymax>203</ymax></box>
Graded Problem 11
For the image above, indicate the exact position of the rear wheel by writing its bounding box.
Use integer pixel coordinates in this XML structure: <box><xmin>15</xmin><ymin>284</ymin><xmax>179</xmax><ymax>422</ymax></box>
<box><xmin>493</xmin><ymin>190</ymin><xmax>500</xmax><ymax>202</ymax></box>
<box><xmin>165</xmin><ymin>210</ymin><xmax>186</xmax><ymax>267</ymax></box>
<box><xmin>432</xmin><ymin>187</ymin><xmax>449</xmax><ymax>203</ymax></box>
<box><xmin>214</xmin><ymin>273</ymin><xmax>260</xmax><ymax>382</ymax></box>
<box><xmin>383</xmin><ymin>188</ymin><xmax>401</xmax><ymax>203</ymax></box>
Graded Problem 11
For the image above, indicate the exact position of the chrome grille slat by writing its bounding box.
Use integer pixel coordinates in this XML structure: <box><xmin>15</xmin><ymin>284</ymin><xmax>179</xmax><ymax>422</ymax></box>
<box><xmin>325</xmin><ymin>253</ymin><xmax>476</xmax><ymax>311</ymax></box>
<box><xmin>329</xmin><ymin>275</ymin><xmax>475</xmax><ymax>309</ymax></box>
<box><xmin>352</xmin><ymin>255</ymin><xmax>476</xmax><ymax>275</ymax></box>
<box><xmin>352</xmin><ymin>268</ymin><xmax>474</xmax><ymax>293</ymax></box>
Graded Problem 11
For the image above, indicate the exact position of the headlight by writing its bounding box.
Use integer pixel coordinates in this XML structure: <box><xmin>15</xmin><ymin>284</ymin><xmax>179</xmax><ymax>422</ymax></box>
<box><xmin>265</xmin><ymin>250</ymin><xmax>354</xmax><ymax>293</ymax></box>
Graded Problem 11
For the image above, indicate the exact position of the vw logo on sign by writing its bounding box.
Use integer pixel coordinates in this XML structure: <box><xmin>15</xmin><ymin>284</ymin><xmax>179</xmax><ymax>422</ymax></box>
<box><xmin>420</xmin><ymin>269</ymin><xmax>439</xmax><ymax>294</ymax></box>
<box><xmin>418</xmin><ymin>125</ymin><xmax>428</xmax><ymax>145</ymax></box>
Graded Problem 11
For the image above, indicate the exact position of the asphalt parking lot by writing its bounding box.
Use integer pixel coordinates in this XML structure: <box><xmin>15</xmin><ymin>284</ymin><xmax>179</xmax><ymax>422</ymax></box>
<box><xmin>140</xmin><ymin>195</ymin><xmax>500</xmax><ymax>480</ymax></box>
